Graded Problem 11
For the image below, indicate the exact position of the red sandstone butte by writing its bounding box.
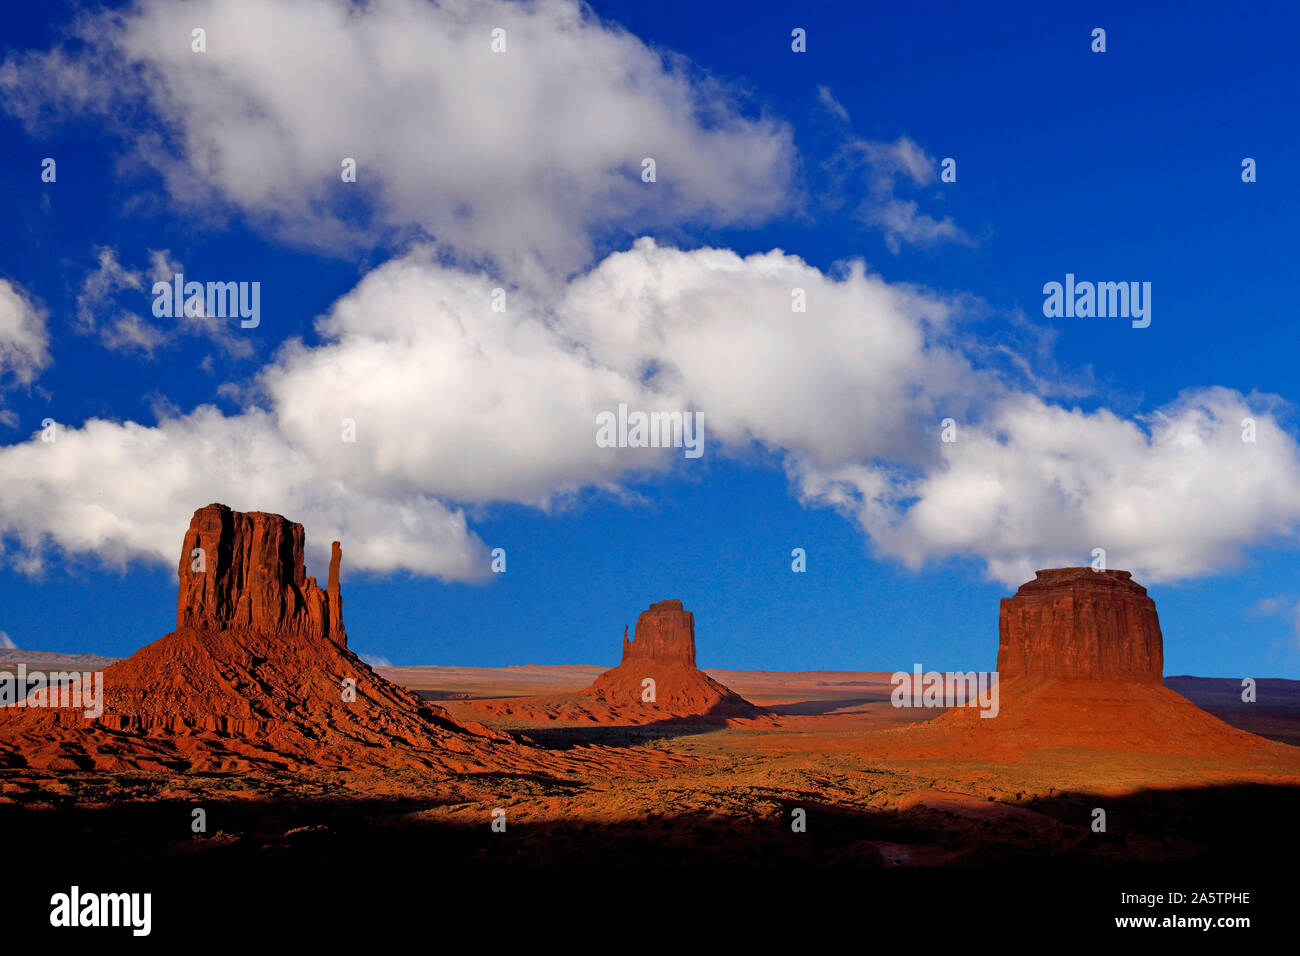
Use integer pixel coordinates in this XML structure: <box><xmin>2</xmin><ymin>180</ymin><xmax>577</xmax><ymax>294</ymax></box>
<box><xmin>910</xmin><ymin>567</ymin><xmax>1269</xmax><ymax>756</ymax></box>
<box><xmin>464</xmin><ymin>599</ymin><xmax>765</xmax><ymax>724</ymax></box>
<box><xmin>177</xmin><ymin>503</ymin><xmax>345</xmax><ymax>644</ymax></box>
<box><xmin>619</xmin><ymin>599</ymin><xmax>697</xmax><ymax>666</ymax></box>
<box><xmin>997</xmin><ymin>568</ymin><xmax>1163</xmax><ymax>682</ymax></box>
<box><xmin>585</xmin><ymin>599</ymin><xmax>762</xmax><ymax>719</ymax></box>
<box><xmin>0</xmin><ymin>503</ymin><xmax>544</xmax><ymax>776</ymax></box>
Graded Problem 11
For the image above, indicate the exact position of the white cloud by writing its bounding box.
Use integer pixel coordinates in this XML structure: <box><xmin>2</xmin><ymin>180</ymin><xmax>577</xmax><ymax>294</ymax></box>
<box><xmin>76</xmin><ymin>247</ymin><xmax>254</xmax><ymax>358</ymax></box>
<box><xmin>816</xmin><ymin>85</ymin><xmax>851</xmax><ymax>124</ymax></box>
<box><xmin>2</xmin><ymin>241</ymin><xmax>1299</xmax><ymax>588</ymax></box>
<box><xmin>0</xmin><ymin>4</ymin><xmax>1296</xmax><ymax>594</ymax></box>
<box><xmin>0</xmin><ymin>406</ymin><xmax>488</xmax><ymax>580</ymax></box>
<box><xmin>1</xmin><ymin>0</ymin><xmax>794</xmax><ymax>280</ymax></box>
<box><xmin>558</xmin><ymin>239</ymin><xmax>983</xmax><ymax>469</ymax></box>
<box><xmin>866</xmin><ymin>198</ymin><xmax>971</xmax><ymax>255</ymax></box>
<box><xmin>857</xmin><ymin>135</ymin><xmax>936</xmax><ymax>189</ymax></box>
<box><xmin>258</xmin><ymin>239</ymin><xmax>981</xmax><ymax>508</ymax></box>
<box><xmin>0</xmin><ymin>630</ymin><xmax>15</xmax><ymax>649</ymax></box>
<box><xmin>850</xmin><ymin>136</ymin><xmax>972</xmax><ymax>253</ymax></box>
<box><xmin>801</xmin><ymin>388</ymin><xmax>1300</xmax><ymax>585</ymax></box>
<box><xmin>101</xmin><ymin>313</ymin><xmax>169</xmax><ymax>357</ymax></box>
<box><xmin>0</xmin><ymin>279</ymin><xmax>51</xmax><ymax>386</ymax></box>
<box><xmin>259</xmin><ymin>249</ymin><xmax>669</xmax><ymax>505</ymax></box>
<box><xmin>0</xmin><ymin>240</ymin><xmax>981</xmax><ymax>580</ymax></box>
<box><xmin>76</xmin><ymin>248</ymin><xmax>143</xmax><ymax>334</ymax></box>
<box><xmin>821</xmin><ymin>124</ymin><xmax>973</xmax><ymax>254</ymax></box>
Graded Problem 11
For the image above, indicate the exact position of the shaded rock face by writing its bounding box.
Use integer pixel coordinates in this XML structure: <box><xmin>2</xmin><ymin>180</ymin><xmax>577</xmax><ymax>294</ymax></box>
<box><xmin>620</xmin><ymin>599</ymin><xmax>695</xmax><ymax>667</ymax></box>
<box><xmin>997</xmin><ymin>568</ymin><xmax>1163</xmax><ymax>683</ymax></box>
<box><xmin>177</xmin><ymin>503</ymin><xmax>345</xmax><ymax>645</ymax></box>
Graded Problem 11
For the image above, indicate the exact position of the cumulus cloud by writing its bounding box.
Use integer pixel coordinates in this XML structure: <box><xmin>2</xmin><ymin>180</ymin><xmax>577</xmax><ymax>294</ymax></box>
<box><xmin>5</xmin><ymin>237</ymin><xmax>1295</xmax><ymax>587</ymax></box>
<box><xmin>0</xmin><ymin>3</ymin><xmax>1296</xmax><ymax>593</ymax></box>
<box><xmin>256</xmin><ymin>239</ymin><xmax>981</xmax><ymax>508</ymax></box>
<box><xmin>260</xmin><ymin>249</ymin><xmax>670</xmax><ymax>505</ymax></box>
<box><xmin>267</xmin><ymin>240</ymin><xmax>1299</xmax><ymax>588</ymax></box>
<box><xmin>0</xmin><ymin>279</ymin><xmax>50</xmax><ymax>387</ymax></box>
<box><xmin>559</xmin><ymin>239</ymin><xmax>983</xmax><ymax>469</ymax></box>
<box><xmin>0</xmin><ymin>406</ymin><xmax>488</xmax><ymax>580</ymax></box>
<box><xmin>0</xmin><ymin>240</ymin><xmax>981</xmax><ymax>579</ymax></box>
<box><xmin>799</xmin><ymin>388</ymin><xmax>1300</xmax><ymax>585</ymax></box>
<box><xmin>1</xmin><ymin>0</ymin><xmax>794</xmax><ymax>279</ymax></box>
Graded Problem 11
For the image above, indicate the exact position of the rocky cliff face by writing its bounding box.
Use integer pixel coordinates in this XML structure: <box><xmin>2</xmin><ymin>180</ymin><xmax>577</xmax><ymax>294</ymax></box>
<box><xmin>997</xmin><ymin>568</ymin><xmax>1163</xmax><ymax>682</ymax></box>
<box><xmin>176</xmin><ymin>503</ymin><xmax>345</xmax><ymax>645</ymax></box>
<box><xmin>620</xmin><ymin>599</ymin><xmax>696</xmax><ymax>667</ymax></box>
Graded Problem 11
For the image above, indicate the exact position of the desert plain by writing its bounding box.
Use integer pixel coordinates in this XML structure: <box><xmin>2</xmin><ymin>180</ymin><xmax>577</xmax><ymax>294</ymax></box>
<box><xmin>1</xmin><ymin>505</ymin><xmax>1296</xmax><ymax>928</ymax></box>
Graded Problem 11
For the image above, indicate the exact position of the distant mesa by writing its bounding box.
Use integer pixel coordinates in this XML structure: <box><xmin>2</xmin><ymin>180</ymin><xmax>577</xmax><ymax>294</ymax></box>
<box><xmin>585</xmin><ymin>599</ymin><xmax>762</xmax><ymax>720</ymax></box>
<box><xmin>468</xmin><ymin>599</ymin><xmax>766</xmax><ymax>725</ymax></box>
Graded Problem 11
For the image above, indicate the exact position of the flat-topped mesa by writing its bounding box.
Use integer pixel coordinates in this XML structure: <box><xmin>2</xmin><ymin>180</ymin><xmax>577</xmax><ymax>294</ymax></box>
<box><xmin>620</xmin><ymin>599</ymin><xmax>696</xmax><ymax>667</ymax></box>
<box><xmin>176</xmin><ymin>503</ymin><xmax>346</xmax><ymax>645</ymax></box>
<box><xmin>997</xmin><ymin>568</ymin><xmax>1162</xmax><ymax>683</ymax></box>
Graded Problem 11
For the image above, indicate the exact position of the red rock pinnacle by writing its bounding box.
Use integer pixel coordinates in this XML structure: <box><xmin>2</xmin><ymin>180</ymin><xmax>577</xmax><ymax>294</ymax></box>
<box><xmin>176</xmin><ymin>503</ymin><xmax>345</xmax><ymax>645</ymax></box>
<box><xmin>997</xmin><ymin>568</ymin><xmax>1163</xmax><ymax>682</ymax></box>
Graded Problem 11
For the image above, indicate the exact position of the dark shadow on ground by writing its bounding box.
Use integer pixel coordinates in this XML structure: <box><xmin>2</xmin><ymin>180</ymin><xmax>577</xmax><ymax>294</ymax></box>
<box><xmin>5</xmin><ymin>779</ymin><xmax>1292</xmax><ymax>937</ymax></box>
<box><xmin>503</xmin><ymin>698</ymin><xmax>774</xmax><ymax>748</ymax></box>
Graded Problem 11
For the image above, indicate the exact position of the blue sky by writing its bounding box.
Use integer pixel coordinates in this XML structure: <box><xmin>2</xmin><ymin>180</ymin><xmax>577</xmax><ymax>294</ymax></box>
<box><xmin>1</xmin><ymin>0</ymin><xmax>1298</xmax><ymax>676</ymax></box>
